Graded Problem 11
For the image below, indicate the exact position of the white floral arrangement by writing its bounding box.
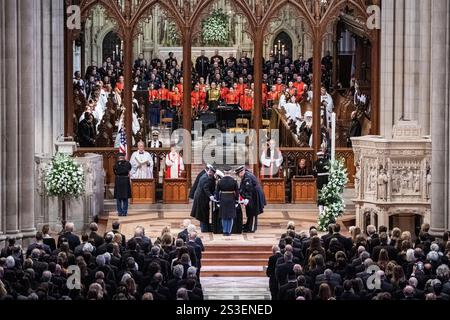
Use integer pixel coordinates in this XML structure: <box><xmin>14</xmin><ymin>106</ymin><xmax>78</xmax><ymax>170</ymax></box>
<box><xmin>45</xmin><ymin>153</ymin><xmax>85</xmax><ymax>198</ymax></box>
<box><xmin>202</xmin><ymin>8</ymin><xmax>230</xmax><ymax>46</ymax></box>
<box><xmin>318</xmin><ymin>159</ymin><xmax>349</xmax><ymax>231</ymax></box>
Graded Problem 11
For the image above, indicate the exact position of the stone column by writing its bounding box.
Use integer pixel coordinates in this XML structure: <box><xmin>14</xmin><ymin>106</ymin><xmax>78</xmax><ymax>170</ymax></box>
<box><xmin>430</xmin><ymin>0</ymin><xmax>449</xmax><ymax>235</ymax></box>
<box><xmin>0</xmin><ymin>0</ymin><xmax>5</xmax><ymax>238</ymax></box>
<box><xmin>418</xmin><ymin>0</ymin><xmax>431</xmax><ymax>135</ymax></box>
<box><xmin>4</xmin><ymin>0</ymin><xmax>20</xmax><ymax>236</ymax></box>
<box><xmin>18</xmin><ymin>0</ymin><xmax>37</xmax><ymax>237</ymax></box>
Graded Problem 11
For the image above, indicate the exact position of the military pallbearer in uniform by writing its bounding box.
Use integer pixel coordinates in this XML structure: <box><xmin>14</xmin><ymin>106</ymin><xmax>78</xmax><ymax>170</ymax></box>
<box><xmin>235</xmin><ymin>166</ymin><xmax>266</xmax><ymax>233</ymax></box>
<box><xmin>114</xmin><ymin>153</ymin><xmax>132</xmax><ymax>217</ymax></box>
<box><xmin>191</xmin><ymin>166</ymin><xmax>217</xmax><ymax>232</ymax></box>
<box><xmin>313</xmin><ymin>151</ymin><xmax>330</xmax><ymax>216</ymax></box>
<box><xmin>215</xmin><ymin>167</ymin><xmax>240</xmax><ymax>236</ymax></box>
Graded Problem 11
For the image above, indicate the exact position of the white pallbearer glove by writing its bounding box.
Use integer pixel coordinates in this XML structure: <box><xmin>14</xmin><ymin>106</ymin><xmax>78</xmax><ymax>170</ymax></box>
<box><xmin>243</xmin><ymin>199</ymin><xmax>249</xmax><ymax>206</ymax></box>
<box><xmin>209</xmin><ymin>196</ymin><xmax>216</xmax><ymax>202</ymax></box>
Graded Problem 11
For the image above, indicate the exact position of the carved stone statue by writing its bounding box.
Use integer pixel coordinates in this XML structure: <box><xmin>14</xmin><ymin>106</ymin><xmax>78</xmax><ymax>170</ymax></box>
<box><xmin>85</xmin><ymin>163</ymin><xmax>94</xmax><ymax>196</ymax></box>
<box><xmin>377</xmin><ymin>167</ymin><xmax>388</xmax><ymax>201</ymax></box>
<box><xmin>392</xmin><ymin>171</ymin><xmax>400</xmax><ymax>193</ymax></box>
<box><xmin>426</xmin><ymin>166</ymin><xmax>432</xmax><ymax>199</ymax></box>
<box><xmin>413</xmin><ymin>172</ymin><xmax>420</xmax><ymax>193</ymax></box>
<box><xmin>354</xmin><ymin>161</ymin><xmax>361</xmax><ymax>198</ymax></box>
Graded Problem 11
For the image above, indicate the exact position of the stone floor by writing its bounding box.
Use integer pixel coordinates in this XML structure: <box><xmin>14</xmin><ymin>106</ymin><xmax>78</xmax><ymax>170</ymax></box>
<box><xmin>201</xmin><ymin>277</ymin><xmax>271</xmax><ymax>300</ymax></box>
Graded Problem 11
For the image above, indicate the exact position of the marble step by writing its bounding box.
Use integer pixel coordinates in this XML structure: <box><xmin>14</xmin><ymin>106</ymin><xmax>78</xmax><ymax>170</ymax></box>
<box><xmin>201</xmin><ymin>266</ymin><xmax>266</xmax><ymax>277</ymax></box>
<box><xmin>202</xmin><ymin>258</ymin><xmax>268</xmax><ymax>266</ymax></box>
<box><xmin>203</xmin><ymin>251</ymin><xmax>272</xmax><ymax>260</ymax></box>
<box><xmin>204</xmin><ymin>244</ymin><xmax>272</xmax><ymax>252</ymax></box>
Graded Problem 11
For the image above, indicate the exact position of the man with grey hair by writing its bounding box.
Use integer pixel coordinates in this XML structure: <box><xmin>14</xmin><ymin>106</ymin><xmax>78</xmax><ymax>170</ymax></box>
<box><xmin>176</xmin><ymin>287</ymin><xmax>189</xmax><ymax>300</ymax></box>
<box><xmin>276</xmin><ymin>251</ymin><xmax>295</xmax><ymax>287</ymax></box>
<box><xmin>168</xmin><ymin>264</ymin><xmax>184</xmax><ymax>299</ymax></box>
<box><xmin>131</xmin><ymin>226</ymin><xmax>152</xmax><ymax>253</ymax></box>
<box><xmin>402</xmin><ymin>285</ymin><xmax>417</xmax><ymax>300</ymax></box>
<box><xmin>314</xmin><ymin>268</ymin><xmax>342</xmax><ymax>295</ymax></box>
<box><xmin>57</xmin><ymin>222</ymin><xmax>80</xmax><ymax>251</ymax></box>
<box><xmin>143</xmin><ymin>246</ymin><xmax>169</xmax><ymax>281</ymax></box>
<box><xmin>178</xmin><ymin>219</ymin><xmax>192</xmax><ymax>242</ymax></box>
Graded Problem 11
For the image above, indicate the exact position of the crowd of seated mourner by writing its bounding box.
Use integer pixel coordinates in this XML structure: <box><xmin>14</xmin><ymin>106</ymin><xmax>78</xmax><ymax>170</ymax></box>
<box><xmin>0</xmin><ymin>219</ymin><xmax>204</xmax><ymax>300</ymax></box>
<box><xmin>267</xmin><ymin>222</ymin><xmax>450</xmax><ymax>300</ymax></box>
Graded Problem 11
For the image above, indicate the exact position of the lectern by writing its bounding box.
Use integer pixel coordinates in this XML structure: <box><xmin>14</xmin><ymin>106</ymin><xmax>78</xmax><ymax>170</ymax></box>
<box><xmin>131</xmin><ymin>179</ymin><xmax>156</xmax><ymax>204</ymax></box>
<box><xmin>291</xmin><ymin>177</ymin><xmax>317</xmax><ymax>204</ymax></box>
<box><xmin>163</xmin><ymin>178</ymin><xmax>189</xmax><ymax>204</ymax></box>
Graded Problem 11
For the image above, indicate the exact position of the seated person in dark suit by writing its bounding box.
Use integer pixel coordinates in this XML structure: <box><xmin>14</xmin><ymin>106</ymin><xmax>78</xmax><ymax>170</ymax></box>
<box><xmin>41</xmin><ymin>224</ymin><xmax>57</xmax><ymax>252</ymax></box>
<box><xmin>26</xmin><ymin>232</ymin><xmax>51</xmax><ymax>258</ymax></box>
<box><xmin>57</xmin><ymin>222</ymin><xmax>81</xmax><ymax>252</ymax></box>
<box><xmin>296</xmin><ymin>158</ymin><xmax>313</xmax><ymax>177</ymax></box>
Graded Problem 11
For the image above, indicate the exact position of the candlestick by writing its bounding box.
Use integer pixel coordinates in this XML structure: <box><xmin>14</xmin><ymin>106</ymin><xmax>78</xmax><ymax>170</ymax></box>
<box><xmin>331</xmin><ymin>112</ymin><xmax>336</xmax><ymax>161</ymax></box>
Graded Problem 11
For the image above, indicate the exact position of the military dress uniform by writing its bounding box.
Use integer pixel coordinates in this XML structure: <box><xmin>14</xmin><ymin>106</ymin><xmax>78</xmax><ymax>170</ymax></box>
<box><xmin>215</xmin><ymin>174</ymin><xmax>240</xmax><ymax>236</ymax></box>
<box><xmin>191</xmin><ymin>169</ymin><xmax>216</xmax><ymax>232</ymax></box>
<box><xmin>114</xmin><ymin>155</ymin><xmax>132</xmax><ymax>216</ymax></box>
<box><xmin>313</xmin><ymin>152</ymin><xmax>330</xmax><ymax>215</ymax></box>
<box><xmin>236</xmin><ymin>167</ymin><xmax>266</xmax><ymax>233</ymax></box>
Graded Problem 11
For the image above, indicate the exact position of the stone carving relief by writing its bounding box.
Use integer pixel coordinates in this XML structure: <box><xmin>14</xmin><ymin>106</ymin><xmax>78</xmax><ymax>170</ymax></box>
<box><xmin>390</xmin><ymin>160</ymin><xmax>422</xmax><ymax>196</ymax></box>
<box><xmin>35</xmin><ymin>159</ymin><xmax>48</xmax><ymax>197</ymax></box>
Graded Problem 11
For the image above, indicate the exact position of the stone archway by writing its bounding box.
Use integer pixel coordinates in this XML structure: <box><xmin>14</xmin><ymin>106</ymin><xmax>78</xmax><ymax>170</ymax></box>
<box><xmin>272</xmin><ymin>31</ymin><xmax>293</xmax><ymax>62</ymax></box>
<box><xmin>102</xmin><ymin>31</ymin><xmax>122</xmax><ymax>62</ymax></box>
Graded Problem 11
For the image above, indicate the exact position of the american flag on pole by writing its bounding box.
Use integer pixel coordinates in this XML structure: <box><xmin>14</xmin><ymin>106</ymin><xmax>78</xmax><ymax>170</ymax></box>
<box><xmin>118</xmin><ymin>127</ymin><xmax>127</xmax><ymax>158</ymax></box>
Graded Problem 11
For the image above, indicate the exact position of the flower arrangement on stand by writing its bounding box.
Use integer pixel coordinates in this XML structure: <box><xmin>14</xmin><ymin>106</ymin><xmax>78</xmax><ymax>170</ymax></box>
<box><xmin>45</xmin><ymin>153</ymin><xmax>85</xmax><ymax>224</ymax></box>
<box><xmin>202</xmin><ymin>8</ymin><xmax>230</xmax><ymax>46</ymax></box>
<box><xmin>317</xmin><ymin>159</ymin><xmax>349</xmax><ymax>231</ymax></box>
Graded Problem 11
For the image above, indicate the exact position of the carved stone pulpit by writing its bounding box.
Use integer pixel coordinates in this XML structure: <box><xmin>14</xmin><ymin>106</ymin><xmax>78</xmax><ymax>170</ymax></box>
<box><xmin>351</xmin><ymin>121</ymin><xmax>431</xmax><ymax>232</ymax></box>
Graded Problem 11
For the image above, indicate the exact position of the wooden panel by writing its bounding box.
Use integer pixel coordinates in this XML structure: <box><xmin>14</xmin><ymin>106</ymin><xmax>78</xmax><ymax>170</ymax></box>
<box><xmin>163</xmin><ymin>178</ymin><xmax>189</xmax><ymax>204</ymax></box>
<box><xmin>336</xmin><ymin>148</ymin><xmax>355</xmax><ymax>187</ymax></box>
<box><xmin>261</xmin><ymin>178</ymin><xmax>286</xmax><ymax>204</ymax></box>
<box><xmin>131</xmin><ymin>179</ymin><xmax>155</xmax><ymax>204</ymax></box>
<box><xmin>291</xmin><ymin>177</ymin><xmax>317</xmax><ymax>204</ymax></box>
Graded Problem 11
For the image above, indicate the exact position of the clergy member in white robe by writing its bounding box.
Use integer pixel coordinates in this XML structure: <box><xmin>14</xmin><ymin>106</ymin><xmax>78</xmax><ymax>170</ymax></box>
<box><xmin>260</xmin><ymin>139</ymin><xmax>283</xmax><ymax>178</ymax></box>
<box><xmin>320</xmin><ymin>86</ymin><xmax>334</xmax><ymax>128</ymax></box>
<box><xmin>165</xmin><ymin>147</ymin><xmax>185</xmax><ymax>179</ymax></box>
<box><xmin>282</xmin><ymin>95</ymin><xmax>302</xmax><ymax>122</ymax></box>
<box><xmin>130</xmin><ymin>141</ymin><xmax>154</xmax><ymax>179</ymax></box>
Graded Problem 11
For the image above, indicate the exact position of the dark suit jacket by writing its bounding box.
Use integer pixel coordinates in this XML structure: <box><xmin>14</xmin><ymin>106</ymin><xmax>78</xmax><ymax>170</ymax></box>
<box><xmin>278</xmin><ymin>281</ymin><xmax>297</xmax><ymax>300</ymax></box>
<box><xmin>325</xmin><ymin>233</ymin><xmax>353</xmax><ymax>253</ymax></box>
<box><xmin>275</xmin><ymin>261</ymin><xmax>295</xmax><ymax>286</ymax></box>
<box><xmin>26</xmin><ymin>242</ymin><xmax>51</xmax><ymax>257</ymax></box>
<box><xmin>89</xmin><ymin>231</ymin><xmax>104</xmax><ymax>248</ymax></box>
<box><xmin>57</xmin><ymin>232</ymin><xmax>81</xmax><ymax>252</ymax></box>
<box><xmin>267</xmin><ymin>252</ymin><xmax>283</xmax><ymax>293</ymax></box>
<box><xmin>178</xmin><ymin>229</ymin><xmax>189</xmax><ymax>243</ymax></box>
<box><xmin>187</xmin><ymin>240</ymin><xmax>203</xmax><ymax>267</ymax></box>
